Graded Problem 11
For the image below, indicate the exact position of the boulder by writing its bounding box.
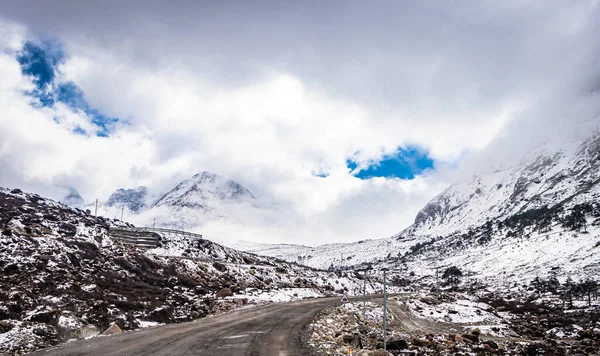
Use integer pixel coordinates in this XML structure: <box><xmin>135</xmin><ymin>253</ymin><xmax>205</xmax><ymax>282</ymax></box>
<box><xmin>102</xmin><ymin>323</ymin><xmax>122</xmax><ymax>336</ymax></box>
<box><xmin>212</xmin><ymin>262</ymin><xmax>227</xmax><ymax>272</ymax></box>
<box><xmin>369</xmin><ymin>350</ymin><xmax>389</xmax><ymax>356</ymax></box>
<box><xmin>411</xmin><ymin>337</ymin><xmax>431</xmax><ymax>347</ymax></box>
<box><xmin>469</xmin><ymin>328</ymin><xmax>481</xmax><ymax>337</ymax></box>
<box><xmin>26</xmin><ymin>308</ymin><xmax>59</xmax><ymax>326</ymax></box>
<box><xmin>216</xmin><ymin>288</ymin><xmax>233</xmax><ymax>298</ymax></box>
<box><xmin>578</xmin><ymin>329</ymin><xmax>594</xmax><ymax>340</ymax></box>
<box><xmin>483</xmin><ymin>340</ymin><xmax>498</xmax><ymax>349</ymax></box>
<box><xmin>386</xmin><ymin>338</ymin><xmax>409</xmax><ymax>350</ymax></box>
<box><xmin>462</xmin><ymin>333</ymin><xmax>479</xmax><ymax>343</ymax></box>
<box><xmin>343</xmin><ymin>333</ymin><xmax>362</xmax><ymax>349</ymax></box>
<box><xmin>148</xmin><ymin>307</ymin><xmax>173</xmax><ymax>323</ymax></box>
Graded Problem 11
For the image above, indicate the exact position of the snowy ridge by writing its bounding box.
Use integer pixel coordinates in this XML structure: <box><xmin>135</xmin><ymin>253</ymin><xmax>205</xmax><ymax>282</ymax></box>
<box><xmin>153</xmin><ymin>171</ymin><xmax>254</xmax><ymax>209</ymax></box>
<box><xmin>404</xmin><ymin>131</ymin><xmax>600</xmax><ymax>239</ymax></box>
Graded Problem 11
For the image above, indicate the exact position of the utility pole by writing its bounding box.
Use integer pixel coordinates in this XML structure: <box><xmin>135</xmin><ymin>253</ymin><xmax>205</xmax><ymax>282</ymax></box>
<box><xmin>382</xmin><ymin>268</ymin><xmax>389</xmax><ymax>351</ymax></box>
<box><xmin>94</xmin><ymin>198</ymin><xmax>98</xmax><ymax>218</ymax></box>
<box><xmin>358</xmin><ymin>267</ymin><xmax>370</xmax><ymax>319</ymax></box>
<box><xmin>120</xmin><ymin>204</ymin><xmax>124</xmax><ymax>221</ymax></box>
<box><xmin>363</xmin><ymin>269</ymin><xmax>367</xmax><ymax>319</ymax></box>
<box><xmin>153</xmin><ymin>218</ymin><xmax>156</xmax><ymax>228</ymax></box>
<box><xmin>435</xmin><ymin>266</ymin><xmax>440</xmax><ymax>305</ymax></box>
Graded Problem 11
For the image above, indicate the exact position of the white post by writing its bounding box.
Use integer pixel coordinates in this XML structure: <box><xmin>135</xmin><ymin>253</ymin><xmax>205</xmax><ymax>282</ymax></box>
<box><xmin>363</xmin><ymin>270</ymin><xmax>367</xmax><ymax>319</ymax></box>
<box><xmin>383</xmin><ymin>269</ymin><xmax>387</xmax><ymax>351</ymax></box>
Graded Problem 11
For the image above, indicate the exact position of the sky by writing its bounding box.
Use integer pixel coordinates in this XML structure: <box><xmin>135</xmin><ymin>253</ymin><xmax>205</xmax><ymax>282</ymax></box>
<box><xmin>0</xmin><ymin>1</ymin><xmax>599</xmax><ymax>245</ymax></box>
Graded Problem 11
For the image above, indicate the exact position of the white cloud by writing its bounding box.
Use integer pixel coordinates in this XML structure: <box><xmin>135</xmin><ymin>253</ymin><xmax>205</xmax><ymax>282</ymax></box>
<box><xmin>0</xmin><ymin>1</ymin><xmax>599</xmax><ymax>245</ymax></box>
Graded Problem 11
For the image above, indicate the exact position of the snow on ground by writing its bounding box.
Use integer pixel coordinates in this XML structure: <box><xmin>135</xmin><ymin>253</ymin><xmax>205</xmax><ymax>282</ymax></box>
<box><xmin>0</xmin><ymin>320</ymin><xmax>60</xmax><ymax>355</ymax></box>
<box><xmin>406</xmin><ymin>293</ymin><xmax>502</xmax><ymax>325</ymax></box>
<box><xmin>229</xmin><ymin>236</ymin><xmax>419</xmax><ymax>270</ymax></box>
<box><xmin>399</xmin><ymin>224</ymin><xmax>600</xmax><ymax>289</ymax></box>
<box><xmin>233</xmin><ymin>287</ymin><xmax>323</xmax><ymax>303</ymax></box>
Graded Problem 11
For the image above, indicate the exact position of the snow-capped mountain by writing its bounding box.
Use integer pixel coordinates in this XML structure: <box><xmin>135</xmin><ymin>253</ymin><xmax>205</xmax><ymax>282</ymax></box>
<box><xmin>84</xmin><ymin>172</ymin><xmax>256</xmax><ymax>230</ymax></box>
<box><xmin>153</xmin><ymin>171</ymin><xmax>254</xmax><ymax>209</ymax></box>
<box><xmin>404</xmin><ymin>132</ymin><xmax>600</xmax><ymax>239</ymax></box>
<box><xmin>62</xmin><ymin>188</ymin><xmax>84</xmax><ymax>208</ymax></box>
<box><xmin>106</xmin><ymin>186</ymin><xmax>148</xmax><ymax>213</ymax></box>
<box><xmin>235</xmin><ymin>128</ymin><xmax>600</xmax><ymax>285</ymax></box>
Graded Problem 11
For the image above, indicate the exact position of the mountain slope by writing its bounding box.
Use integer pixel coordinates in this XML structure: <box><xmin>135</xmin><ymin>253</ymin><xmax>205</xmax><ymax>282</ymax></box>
<box><xmin>0</xmin><ymin>187</ymin><xmax>387</xmax><ymax>355</ymax></box>
<box><xmin>153</xmin><ymin>171</ymin><xmax>254</xmax><ymax>209</ymax></box>
<box><xmin>106</xmin><ymin>186</ymin><xmax>148</xmax><ymax>213</ymax></box>
<box><xmin>406</xmin><ymin>133</ymin><xmax>600</xmax><ymax>239</ymax></box>
<box><xmin>236</xmin><ymin>129</ymin><xmax>600</xmax><ymax>283</ymax></box>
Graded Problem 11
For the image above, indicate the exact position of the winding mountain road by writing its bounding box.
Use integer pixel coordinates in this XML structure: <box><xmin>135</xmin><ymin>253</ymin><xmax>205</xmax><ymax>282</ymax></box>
<box><xmin>29</xmin><ymin>298</ymin><xmax>338</xmax><ymax>356</ymax></box>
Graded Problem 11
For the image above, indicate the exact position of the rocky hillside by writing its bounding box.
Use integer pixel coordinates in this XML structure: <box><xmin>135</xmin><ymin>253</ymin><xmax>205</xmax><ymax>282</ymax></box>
<box><xmin>0</xmin><ymin>188</ymin><xmax>381</xmax><ymax>355</ymax></box>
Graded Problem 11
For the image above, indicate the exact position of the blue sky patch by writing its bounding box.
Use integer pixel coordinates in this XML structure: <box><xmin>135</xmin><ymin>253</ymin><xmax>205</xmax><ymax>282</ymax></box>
<box><xmin>313</xmin><ymin>172</ymin><xmax>329</xmax><ymax>178</ymax></box>
<box><xmin>16</xmin><ymin>41</ymin><xmax>117</xmax><ymax>136</ymax></box>
<box><xmin>347</xmin><ymin>147</ymin><xmax>435</xmax><ymax>180</ymax></box>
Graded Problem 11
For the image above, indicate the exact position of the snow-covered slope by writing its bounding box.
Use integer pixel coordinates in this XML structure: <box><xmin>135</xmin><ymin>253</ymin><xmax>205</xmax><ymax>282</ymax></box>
<box><xmin>235</xmin><ymin>129</ymin><xmax>600</xmax><ymax>284</ymax></box>
<box><xmin>153</xmin><ymin>171</ymin><xmax>254</xmax><ymax>209</ymax></box>
<box><xmin>405</xmin><ymin>132</ymin><xmax>600</xmax><ymax>239</ymax></box>
<box><xmin>233</xmin><ymin>237</ymin><xmax>420</xmax><ymax>270</ymax></box>
<box><xmin>85</xmin><ymin>171</ymin><xmax>257</xmax><ymax>230</ymax></box>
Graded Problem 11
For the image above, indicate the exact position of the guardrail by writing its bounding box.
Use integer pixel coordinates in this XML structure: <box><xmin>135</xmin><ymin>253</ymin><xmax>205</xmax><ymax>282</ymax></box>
<box><xmin>113</xmin><ymin>226</ymin><xmax>203</xmax><ymax>240</ymax></box>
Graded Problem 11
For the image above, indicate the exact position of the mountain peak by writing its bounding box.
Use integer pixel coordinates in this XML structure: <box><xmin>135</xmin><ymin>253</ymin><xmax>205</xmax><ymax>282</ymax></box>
<box><xmin>106</xmin><ymin>186</ymin><xmax>148</xmax><ymax>213</ymax></box>
<box><xmin>152</xmin><ymin>172</ymin><xmax>255</xmax><ymax>209</ymax></box>
<box><xmin>63</xmin><ymin>188</ymin><xmax>84</xmax><ymax>208</ymax></box>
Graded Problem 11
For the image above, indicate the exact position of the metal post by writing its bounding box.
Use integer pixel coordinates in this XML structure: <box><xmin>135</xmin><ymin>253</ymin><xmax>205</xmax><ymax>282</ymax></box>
<box><xmin>435</xmin><ymin>266</ymin><xmax>440</xmax><ymax>305</ymax></box>
<box><xmin>120</xmin><ymin>204</ymin><xmax>124</xmax><ymax>221</ymax></box>
<box><xmin>153</xmin><ymin>218</ymin><xmax>156</xmax><ymax>228</ymax></box>
<box><xmin>95</xmin><ymin>198</ymin><xmax>98</xmax><ymax>217</ymax></box>
<box><xmin>383</xmin><ymin>269</ymin><xmax>387</xmax><ymax>351</ymax></box>
<box><xmin>363</xmin><ymin>270</ymin><xmax>367</xmax><ymax>319</ymax></box>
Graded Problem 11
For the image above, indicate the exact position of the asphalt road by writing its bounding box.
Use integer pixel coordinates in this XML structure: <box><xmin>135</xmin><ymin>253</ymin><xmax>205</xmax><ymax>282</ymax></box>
<box><xmin>28</xmin><ymin>297</ymin><xmax>339</xmax><ymax>356</ymax></box>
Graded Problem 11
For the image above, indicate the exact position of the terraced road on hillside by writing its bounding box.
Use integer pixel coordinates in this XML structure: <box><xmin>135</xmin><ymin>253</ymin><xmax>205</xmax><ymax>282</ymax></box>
<box><xmin>29</xmin><ymin>297</ymin><xmax>339</xmax><ymax>356</ymax></box>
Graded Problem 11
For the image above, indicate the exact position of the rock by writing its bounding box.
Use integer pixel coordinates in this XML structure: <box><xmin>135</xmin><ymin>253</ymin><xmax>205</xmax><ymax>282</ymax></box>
<box><xmin>26</xmin><ymin>308</ymin><xmax>59</xmax><ymax>326</ymax></box>
<box><xmin>335</xmin><ymin>335</ymin><xmax>344</xmax><ymax>344</ymax></box>
<box><xmin>450</xmin><ymin>334</ymin><xmax>463</xmax><ymax>343</ymax></box>
<box><xmin>483</xmin><ymin>340</ymin><xmax>498</xmax><ymax>349</ymax></box>
<box><xmin>101</xmin><ymin>323</ymin><xmax>122</xmax><ymax>336</ymax></box>
<box><xmin>386</xmin><ymin>338</ymin><xmax>409</xmax><ymax>350</ymax></box>
<box><xmin>323</xmin><ymin>334</ymin><xmax>335</xmax><ymax>342</ymax></box>
<box><xmin>498</xmin><ymin>343</ymin><xmax>507</xmax><ymax>352</ymax></box>
<box><xmin>212</xmin><ymin>262</ymin><xmax>227</xmax><ymax>272</ymax></box>
<box><xmin>216</xmin><ymin>288</ymin><xmax>233</xmax><ymax>298</ymax></box>
<box><xmin>369</xmin><ymin>350</ymin><xmax>389</xmax><ymax>356</ymax></box>
<box><xmin>469</xmin><ymin>328</ymin><xmax>481</xmax><ymax>337</ymax></box>
<box><xmin>148</xmin><ymin>307</ymin><xmax>173</xmax><ymax>323</ymax></box>
<box><xmin>578</xmin><ymin>329</ymin><xmax>594</xmax><ymax>340</ymax></box>
<box><xmin>411</xmin><ymin>337</ymin><xmax>431</xmax><ymax>347</ymax></box>
<box><xmin>462</xmin><ymin>333</ymin><xmax>479</xmax><ymax>343</ymax></box>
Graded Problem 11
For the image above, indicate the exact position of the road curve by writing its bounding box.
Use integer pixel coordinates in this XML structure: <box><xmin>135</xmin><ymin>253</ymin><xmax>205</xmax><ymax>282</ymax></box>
<box><xmin>28</xmin><ymin>297</ymin><xmax>339</xmax><ymax>356</ymax></box>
